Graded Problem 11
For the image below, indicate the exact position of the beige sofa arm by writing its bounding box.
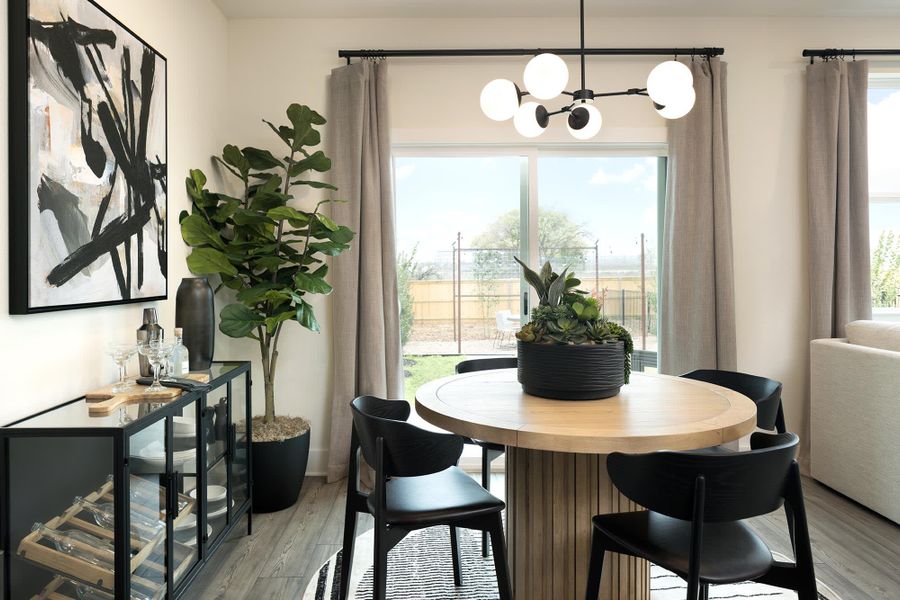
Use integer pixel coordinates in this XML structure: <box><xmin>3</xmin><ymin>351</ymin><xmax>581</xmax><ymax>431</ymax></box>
<box><xmin>810</xmin><ymin>338</ymin><xmax>900</xmax><ymax>523</ymax></box>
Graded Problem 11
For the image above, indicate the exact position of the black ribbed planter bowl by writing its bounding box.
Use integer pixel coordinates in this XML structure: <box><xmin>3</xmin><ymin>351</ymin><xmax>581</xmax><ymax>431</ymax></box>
<box><xmin>251</xmin><ymin>429</ymin><xmax>310</xmax><ymax>513</ymax></box>
<box><xmin>517</xmin><ymin>340</ymin><xmax>626</xmax><ymax>400</ymax></box>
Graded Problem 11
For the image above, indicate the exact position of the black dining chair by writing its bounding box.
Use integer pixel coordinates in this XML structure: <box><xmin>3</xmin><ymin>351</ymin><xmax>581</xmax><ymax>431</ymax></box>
<box><xmin>680</xmin><ymin>369</ymin><xmax>786</xmax><ymax>433</ymax></box>
<box><xmin>584</xmin><ymin>432</ymin><xmax>817</xmax><ymax>600</ymax></box>
<box><xmin>339</xmin><ymin>395</ymin><xmax>512</xmax><ymax>600</ymax></box>
<box><xmin>455</xmin><ymin>356</ymin><xmax>516</xmax><ymax>557</ymax></box>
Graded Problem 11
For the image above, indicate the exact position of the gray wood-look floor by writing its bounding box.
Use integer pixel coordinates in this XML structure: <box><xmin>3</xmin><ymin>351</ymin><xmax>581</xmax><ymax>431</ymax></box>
<box><xmin>186</xmin><ymin>474</ymin><xmax>900</xmax><ymax>600</ymax></box>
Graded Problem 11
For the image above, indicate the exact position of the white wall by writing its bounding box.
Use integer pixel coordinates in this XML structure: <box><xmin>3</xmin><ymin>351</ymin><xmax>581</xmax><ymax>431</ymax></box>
<box><xmin>0</xmin><ymin>0</ymin><xmax>229</xmax><ymax>426</ymax></box>
<box><xmin>225</xmin><ymin>15</ymin><xmax>900</xmax><ymax>474</ymax></box>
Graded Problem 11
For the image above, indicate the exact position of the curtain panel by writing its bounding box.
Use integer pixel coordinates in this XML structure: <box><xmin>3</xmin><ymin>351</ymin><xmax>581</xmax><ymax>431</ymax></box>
<box><xmin>659</xmin><ymin>57</ymin><xmax>737</xmax><ymax>376</ymax></box>
<box><xmin>326</xmin><ymin>61</ymin><xmax>402</xmax><ymax>482</ymax></box>
<box><xmin>805</xmin><ymin>59</ymin><xmax>871</xmax><ymax>468</ymax></box>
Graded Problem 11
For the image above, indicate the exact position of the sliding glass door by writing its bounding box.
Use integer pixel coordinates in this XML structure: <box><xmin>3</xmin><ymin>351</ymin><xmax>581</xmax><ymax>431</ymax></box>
<box><xmin>394</xmin><ymin>147</ymin><xmax>666</xmax><ymax>399</ymax></box>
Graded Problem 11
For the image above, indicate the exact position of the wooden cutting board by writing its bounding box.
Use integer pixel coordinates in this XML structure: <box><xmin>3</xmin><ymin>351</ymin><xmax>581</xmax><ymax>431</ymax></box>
<box><xmin>85</xmin><ymin>373</ymin><xmax>211</xmax><ymax>416</ymax></box>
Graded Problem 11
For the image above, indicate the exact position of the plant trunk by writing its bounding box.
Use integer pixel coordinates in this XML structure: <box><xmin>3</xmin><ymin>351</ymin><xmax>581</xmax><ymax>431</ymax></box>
<box><xmin>264</xmin><ymin>375</ymin><xmax>275</xmax><ymax>423</ymax></box>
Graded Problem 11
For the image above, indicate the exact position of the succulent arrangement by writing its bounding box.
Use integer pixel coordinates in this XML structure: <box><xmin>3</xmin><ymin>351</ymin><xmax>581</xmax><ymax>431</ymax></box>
<box><xmin>514</xmin><ymin>257</ymin><xmax>633</xmax><ymax>383</ymax></box>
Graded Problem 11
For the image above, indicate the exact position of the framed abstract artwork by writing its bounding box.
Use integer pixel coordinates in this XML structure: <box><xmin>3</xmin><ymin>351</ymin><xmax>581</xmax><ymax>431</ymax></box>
<box><xmin>9</xmin><ymin>0</ymin><xmax>167</xmax><ymax>313</ymax></box>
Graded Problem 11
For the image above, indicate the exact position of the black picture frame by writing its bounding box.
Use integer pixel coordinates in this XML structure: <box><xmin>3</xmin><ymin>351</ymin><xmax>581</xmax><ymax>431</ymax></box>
<box><xmin>8</xmin><ymin>0</ymin><xmax>168</xmax><ymax>314</ymax></box>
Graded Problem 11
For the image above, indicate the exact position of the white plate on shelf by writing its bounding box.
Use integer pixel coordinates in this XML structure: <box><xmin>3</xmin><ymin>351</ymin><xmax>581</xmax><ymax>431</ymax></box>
<box><xmin>182</xmin><ymin>524</ymin><xmax>212</xmax><ymax>547</ymax></box>
<box><xmin>133</xmin><ymin>441</ymin><xmax>196</xmax><ymax>468</ymax></box>
<box><xmin>207</xmin><ymin>500</ymin><xmax>234</xmax><ymax>520</ymax></box>
<box><xmin>174</xmin><ymin>512</ymin><xmax>196</xmax><ymax>532</ymax></box>
<box><xmin>173</xmin><ymin>417</ymin><xmax>195</xmax><ymax>435</ymax></box>
<box><xmin>189</xmin><ymin>485</ymin><xmax>227</xmax><ymax>504</ymax></box>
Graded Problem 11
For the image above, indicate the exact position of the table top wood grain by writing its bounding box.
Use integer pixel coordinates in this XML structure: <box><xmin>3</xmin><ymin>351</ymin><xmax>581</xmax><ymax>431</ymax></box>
<box><xmin>416</xmin><ymin>369</ymin><xmax>757</xmax><ymax>454</ymax></box>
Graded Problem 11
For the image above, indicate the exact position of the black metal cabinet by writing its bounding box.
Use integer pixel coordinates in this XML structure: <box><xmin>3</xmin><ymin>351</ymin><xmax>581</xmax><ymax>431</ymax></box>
<box><xmin>0</xmin><ymin>362</ymin><xmax>252</xmax><ymax>600</ymax></box>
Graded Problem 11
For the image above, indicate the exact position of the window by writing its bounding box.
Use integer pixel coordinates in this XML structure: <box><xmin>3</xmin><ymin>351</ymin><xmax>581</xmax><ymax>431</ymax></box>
<box><xmin>868</xmin><ymin>74</ymin><xmax>900</xmax><ymax>319</ymax></box>
<box><xmin>394</xmin><ymin>148</ymin><xmax>666</xmax><ymax>399</ymax></box>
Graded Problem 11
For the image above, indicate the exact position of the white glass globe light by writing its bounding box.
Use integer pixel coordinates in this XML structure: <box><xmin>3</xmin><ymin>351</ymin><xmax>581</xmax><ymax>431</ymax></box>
<box><xmin>646</xmin><ymin>60</ymin><xmax>693</xmax><ymax>106</ymax></box>
<box><xmin>523</xmin><ymin>53</ymin><xmax>569</xmax><ymax>100</ymax></box>
<box><xmin>566</xmin><ymin>103</ymin><xmax>603</xmax><ymax>140</ymax></box>
<box><xmin>480</xmin><ymin>79</ymin><xmax>520</xmax><ymax>121</ymax></box>
<box><xmin>513</xmin><ymin>102</ymin><xmax>547</xmax><ymax>138</ymax></box>
<box><xmin>656</xmin><ymin>86</ymin><xmax>696</xmax><ymax>119</ymax></box>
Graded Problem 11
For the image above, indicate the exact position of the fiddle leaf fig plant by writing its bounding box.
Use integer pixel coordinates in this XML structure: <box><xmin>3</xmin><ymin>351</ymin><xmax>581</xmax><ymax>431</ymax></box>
<box><xmin>514</xmin><ymin>257</ymin><xmax>633</xmax><ymax>382</ymax></box>
<box><xmin>181</xmin><ymin>103</ymin><xmax>354</xmax><ymax>428</ymax></box>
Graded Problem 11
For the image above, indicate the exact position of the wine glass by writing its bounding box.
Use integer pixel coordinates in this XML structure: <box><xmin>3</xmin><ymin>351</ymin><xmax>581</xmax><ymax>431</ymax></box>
<box><xmin>106</xmin><ymin>343</ymin><xmax>137</xmax><ymax>393</ymax></box>
<box><xmin>137</xmin><ymin>339</ymin><xmax>176</xmax><ymax>392</ymax></box>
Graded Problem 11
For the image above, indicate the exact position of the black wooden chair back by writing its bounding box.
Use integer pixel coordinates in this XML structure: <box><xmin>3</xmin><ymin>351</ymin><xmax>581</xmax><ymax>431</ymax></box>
<box><xmin>608</xmin><ymin>432</ymin><xmax>799</xmax><ymax>522</ymax></box>
<box><xmin>456</xmin><ymin>357</ymin><xmax>518</xmax><ymax>374</ymax></box>
<box><xmin>681</xmin><ymin>369</ymin><xmax>785</xmax><ymax>432</ymax></box>
<box><xmin>350</xmin><ymin>396</ymin><xmax>464</xmax><ymax>478</ymax></box>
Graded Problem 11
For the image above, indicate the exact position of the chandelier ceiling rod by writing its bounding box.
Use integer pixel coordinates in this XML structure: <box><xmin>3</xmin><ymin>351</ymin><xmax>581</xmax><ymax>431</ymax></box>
<box><xmin>338</xmin><ymin>47</ymin><xmax>725</xmax><ymax>64</ymax></box>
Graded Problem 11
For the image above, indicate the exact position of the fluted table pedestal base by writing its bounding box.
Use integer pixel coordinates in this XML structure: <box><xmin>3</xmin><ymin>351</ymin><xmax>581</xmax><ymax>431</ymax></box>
<box><xmin>505</xmin><ymin>447</ymin><xmax>650</xmax><ymax>600</ymax></box>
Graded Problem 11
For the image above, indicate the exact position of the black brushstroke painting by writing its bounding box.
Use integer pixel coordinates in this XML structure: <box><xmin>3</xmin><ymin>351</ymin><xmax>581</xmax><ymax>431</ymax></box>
<box><xmin>9</xmin><ymin>0</ymin><xmax>167</xmax><ymax>313</ymax></box>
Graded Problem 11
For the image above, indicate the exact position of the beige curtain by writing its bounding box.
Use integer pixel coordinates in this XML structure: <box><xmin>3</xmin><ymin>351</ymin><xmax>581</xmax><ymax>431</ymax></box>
<box><xmin>326</xmin><ymin>61</ymin><xmax>402</xmax><ymax>482</ymax></box>
<box><xmin>659</xmin><ymin>58</ymin><xmax>737</xmax><ymax>376</ymax></box>
<box><xmin>805</xmin><ymin>59</ymin><xmax>871</xmax><ymax>466</ymax></box>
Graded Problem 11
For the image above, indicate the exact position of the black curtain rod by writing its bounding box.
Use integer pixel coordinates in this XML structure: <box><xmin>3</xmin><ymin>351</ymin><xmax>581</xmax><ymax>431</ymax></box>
<box><xmin>338</xmin><ymin>47</ymin><xmax>724</xmax><ymax>64</ymax></box>
<box><xmin>803</xmin><ymin>48</ymin><xmax>900</xmax><ymax>58</ymax></box>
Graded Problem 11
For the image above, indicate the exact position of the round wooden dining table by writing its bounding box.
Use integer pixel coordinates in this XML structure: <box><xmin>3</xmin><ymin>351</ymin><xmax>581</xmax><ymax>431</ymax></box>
<box><xmin>416</xmin><ymin>368</ymin><xmax>757</xmax><ymax>600</ymax></box>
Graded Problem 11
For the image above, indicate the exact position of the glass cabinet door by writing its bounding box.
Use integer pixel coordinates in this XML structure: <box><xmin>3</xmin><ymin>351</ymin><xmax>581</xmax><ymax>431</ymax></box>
<box><xmin>170</xmin><ymin>402</ymin><xmax>201</xmax><ymax>588</ymax></box>
<box><xmin>6</xmin><ymin>436</ymin><xmax>117</xmax><ymax>599</ymax></box>
<box><xmin>127</xmin><ymin>420</ymin><xmax>168</xmax><ymax>600</ymax></box>
<box><xmin>203</xmin><ymin>381</ymin><xmax>231</xmax><ymax>546</ymax></box>
<box><xmin>231</xmin><ymin>372</ymin><xmax>250</xmax><ymax>511</ymax></box>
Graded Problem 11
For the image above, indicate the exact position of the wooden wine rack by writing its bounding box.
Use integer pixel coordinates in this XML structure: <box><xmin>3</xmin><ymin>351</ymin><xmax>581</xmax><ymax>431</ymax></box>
<box><xmin>20</xmin><ymin>476</ymin><xmax>196</xmax><ymax>599</ymax></box>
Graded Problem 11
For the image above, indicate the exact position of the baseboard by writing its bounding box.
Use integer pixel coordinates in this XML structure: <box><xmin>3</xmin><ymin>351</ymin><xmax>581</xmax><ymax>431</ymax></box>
<box><xmin>306</xmin><ymin>448</ymin><xmax>329</xmax><ymax>476</ymax></box>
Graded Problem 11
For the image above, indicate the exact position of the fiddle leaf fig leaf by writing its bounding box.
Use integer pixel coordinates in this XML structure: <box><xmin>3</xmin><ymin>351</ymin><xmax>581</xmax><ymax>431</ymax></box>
<box><xmin>219</xmin><ymin>303</ymin><xmax>263</xmax><ymax>338</ymax></box>
<box><xmin>187</xmin><ymin>247</ymin><xmax>237</xmax><ymax>277</ymax></box>
<box><xmin>296</xmin><ymin>300</ymin><xmax>321</xmax><ymax>332</ymax></box>
<box><xmin>181</xmin><ymin>214</ymin><xmax>225</xmax><ymax>250</ymax></box>
<box><xmin>242</xmin><ymin>146</ymin><xmax>284</xmax><ymax>170</ymax></box>
<box><xmin>294</xmin><ymin>271</ymin><xmax>333</xmax><ymax>295</ymax></box>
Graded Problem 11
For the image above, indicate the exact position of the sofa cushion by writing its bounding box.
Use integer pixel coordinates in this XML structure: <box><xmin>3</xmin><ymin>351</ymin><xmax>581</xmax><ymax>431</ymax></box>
<box><xmin>846</xmin><ymin>320</ymin><xmax>900</xmax><ymax>353</ymax></box>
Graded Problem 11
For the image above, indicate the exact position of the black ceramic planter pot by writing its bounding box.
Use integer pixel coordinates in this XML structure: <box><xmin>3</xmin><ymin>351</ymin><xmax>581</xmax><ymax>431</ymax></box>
<box><xmin>251</xmin><ymin>429</ymin><xmax>310</xmax><ymax>513</ymax></box>
<box><xmin>175</xmin><ymin>277</ymin><xmax>215</xmax><ymax>370</ymax></box>
<box><xmin>517</xmin><ymin>340</ymin><xmax>625</xmax><ymax>400</ymax></box>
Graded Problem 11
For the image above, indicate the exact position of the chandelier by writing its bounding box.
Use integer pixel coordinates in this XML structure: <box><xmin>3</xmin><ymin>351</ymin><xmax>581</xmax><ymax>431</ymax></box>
<box><xmin>479</xmin><ymin>0</ymin><xmax>697</xmax><ymax>139</ymax></box>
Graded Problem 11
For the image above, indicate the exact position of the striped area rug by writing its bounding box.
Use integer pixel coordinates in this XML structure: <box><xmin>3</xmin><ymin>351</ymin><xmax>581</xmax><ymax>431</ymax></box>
<box><xmin>303</xmin><ymin>526</ymin><xmax>838</xmax><ymax>600</ymax></box>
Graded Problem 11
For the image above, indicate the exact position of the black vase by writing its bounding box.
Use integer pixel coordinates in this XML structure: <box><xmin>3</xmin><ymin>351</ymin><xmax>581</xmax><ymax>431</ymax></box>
<box><xmin>175</xmin><ymin>277</ymin><xmax>215</xmax><ymax>370</ymax></box>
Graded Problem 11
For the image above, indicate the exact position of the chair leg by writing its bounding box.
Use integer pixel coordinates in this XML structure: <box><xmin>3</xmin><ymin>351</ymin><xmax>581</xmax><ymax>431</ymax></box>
<box><xmin>584</xmin><ymin>526</ymin><xmax>606</xmax><ymax>600</ymax></box>
<box><xmin>373</xmin><ymin>522</ymin><xmax>389</xmax><ymax>600</ymax></box>
<box><xmin>700</xmin><ymin>583</ymin><xmax>710</xmax><ymax>600</ymax></box>
<box><xmin>338</xmin><ymin>507</ymin><xmax>358</xmax><ymax>600</ymax></box>
<box><xmin>481</xmin><ymin>448</ymin><xmax>491</xmax><ymax>558</ymax></box>
<box><xmin>450</xmin><ymin>526</ymin><xmax>464</xmax><ymax>586</ymax></box>
<box><xmin>775</xmin><ymin>401</ymin><xmax>787</xmax><ymax>434</ymax></box>
<box><xmin>687</xmin><ymin>576</ymin><xmax>700</xmax><ymax>600</ymax></box>
<box><xmin>488</xmin><ymin>514</ymin><xmax>513</xmax><ymax>600</ymax></box>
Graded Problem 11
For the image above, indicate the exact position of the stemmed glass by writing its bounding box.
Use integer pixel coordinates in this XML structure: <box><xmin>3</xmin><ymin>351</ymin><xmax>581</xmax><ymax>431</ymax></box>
<box><xmin>137</xmin><ymin>339</ymin><xmax>176</xmax><ymax>393</ymax></box>
<box><xmin>106</xmin><ymin>344</ymin><xmax>138</xmax><ymax>394</ymax></box>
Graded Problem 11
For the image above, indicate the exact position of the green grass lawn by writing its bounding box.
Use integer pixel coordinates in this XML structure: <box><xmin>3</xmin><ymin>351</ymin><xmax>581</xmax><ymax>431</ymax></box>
<box><xmin>403</xmin><ymin>354</ymin><xmax>466</xmax><ymax>402</ymax></box>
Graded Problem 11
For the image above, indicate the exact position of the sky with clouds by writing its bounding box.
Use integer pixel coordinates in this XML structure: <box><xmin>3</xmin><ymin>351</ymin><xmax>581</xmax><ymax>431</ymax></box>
<box><xmin>868</xmin><ymin>87</ymin><xmax>900</xmax><ymax>250</ymax></box>
<box><xmin>394</xmin><ymin>155</ymin><xmax>659</xmax><ymax>268</ymax></box>
<box><xmin>394</xmin><ymin>86</ymin><xmax>899</xmax><ymax>267</ymax></box>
